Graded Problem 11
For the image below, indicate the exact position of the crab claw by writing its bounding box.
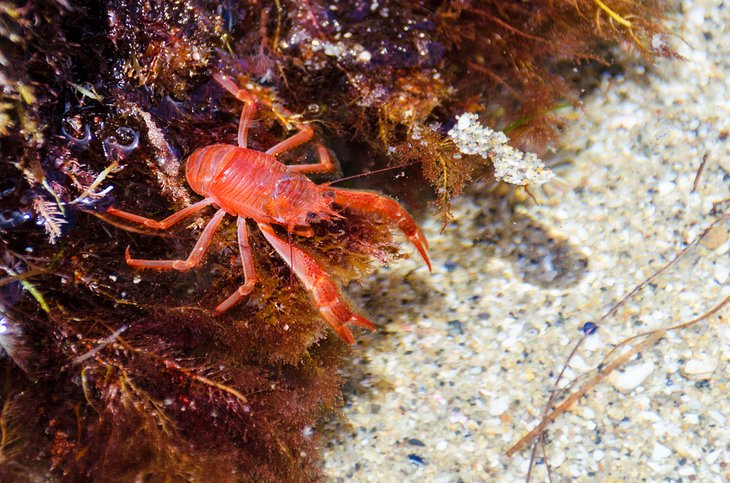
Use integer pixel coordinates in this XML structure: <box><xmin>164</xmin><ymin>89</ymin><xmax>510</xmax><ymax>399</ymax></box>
<box><xmin>258</xmin><ymin>222</ymin><xmax>376</xmax><ymax>345</ymax></box>
<box><xmin>329</xmin><ymin>188</ymin><xmax>431</xmax><ymax>271</ymax></box>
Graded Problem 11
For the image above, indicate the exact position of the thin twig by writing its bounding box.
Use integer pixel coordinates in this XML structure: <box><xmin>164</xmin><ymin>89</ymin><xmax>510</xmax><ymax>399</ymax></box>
<box><xmin>507</xmin><ymin>294</ymin><xmax>729</xmax><ymax>457</ymax></box>
<box><xmin>691</xmin><ymin>152</ymin><xmax>709</xmax><ymax>193</ymax></box>
<box><xmin>507</xmin><ymin>214</ymin><xmax>730</xmax><ymax>458</ymax></box>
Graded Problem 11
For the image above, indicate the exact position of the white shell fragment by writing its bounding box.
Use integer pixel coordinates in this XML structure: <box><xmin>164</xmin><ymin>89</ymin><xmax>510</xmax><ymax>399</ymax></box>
<box><xmin>610</xmin><ymin>361</ymin><xmax>655</xmax><ymax>392</ymax></box>
<box><xmin>682</xmin><ymin>354</ymin><xmax>718</xmax><ymax>380</ymax></box>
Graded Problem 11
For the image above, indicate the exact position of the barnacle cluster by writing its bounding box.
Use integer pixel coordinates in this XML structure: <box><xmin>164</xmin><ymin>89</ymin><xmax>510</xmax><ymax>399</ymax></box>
<box><xmin>0</xmin><ymin>0</ymin><xmax>670</xmax><ymax>480</ymax></box>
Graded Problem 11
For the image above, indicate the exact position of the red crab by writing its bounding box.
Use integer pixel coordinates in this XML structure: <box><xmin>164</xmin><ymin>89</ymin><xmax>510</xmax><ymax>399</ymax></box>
<box><xmin>107</xmin><ymin>74</ymin><xmax>431</xmax><ymax>344</ymax></box>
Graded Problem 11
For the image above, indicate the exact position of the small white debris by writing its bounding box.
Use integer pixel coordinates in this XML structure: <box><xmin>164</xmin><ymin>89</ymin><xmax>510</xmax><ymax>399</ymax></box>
<box><xmin>652</xmin><ymin>442</ymin><xmax>672</xmax><ymax>459</ymax></box>
<box><xmin>682</xmin><ymin>354</ymin><xmax>718</xmax><ymax>379</ymax></box>
<box><xmin>593</xmin><ymin>449</ymin><xmax>606</xmax><ymax>462</ymax></box>
<box><xmin>714</xmin><ymin>263</ymin><xmax>729</xmax><ymax>284</ymax></box>
<box><xmin>684</xmin><ymin>413</ymin><xmax>700</xmax><ymax>425</ymax></box>
<box><xmin>488</xmin><ymin>395</ymin><xmax>510</xmax><ymax>416</ymax></box>
<box><xmin>651</xmin><ymin>34</ymin><xmax>666</xmax><ymax>50</ymax></box>
<box><xmin>610</xmin><ymin>361</ymin><xmax>655</xmax><ymax>392</ymax></box>
<box><xmin>447</xmin><ymin>113</ymin><xmax>554</xmax><ymax>186</ymax></box>
<box><xmin>551</xmin><ymin>451</ymin><xmax>566</xmax><ymax>468</ymax></box>
<box><xmin>583</xmin><ymin>333</ymin><xmax>604</xmax><ymax>351</ymax></box>
<box><xmin>357</xmin><ymin>50</ymin><xmax>372</xmax><ymax>62</ymax></box>
<box><xmin>708</xmin><ymin>410</ymin><xmax>726</xmax><ymax>424</ymax></box>
<box><xmin>706</xmin><ymin>449</ymin><xmax>722</xmax><ymax>464</ymax></box>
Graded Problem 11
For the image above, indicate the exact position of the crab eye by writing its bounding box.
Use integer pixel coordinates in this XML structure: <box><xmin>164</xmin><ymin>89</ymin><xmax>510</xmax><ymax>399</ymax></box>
<box><xmin>323</xmin><ymin>190</ymin><xmax>335</xmax><ymax>199</ymax></box>
<box><xmin>307</xmin><ymin>212</ymin><xmax>319</xmax><ymax>221</ymax></box>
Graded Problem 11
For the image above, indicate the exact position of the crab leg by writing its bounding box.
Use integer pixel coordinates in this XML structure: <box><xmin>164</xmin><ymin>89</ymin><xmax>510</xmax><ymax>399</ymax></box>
<box><xmin>125</xmin><ymin>209</ymin><xmax>226</xmax><ymax>271</ymax></box>
<box><xmin>329</xmin><ymin>188</ymin><xmax>431</xmax><ymax>271</ymax></box>
<box><xmin>213</xmin><ymin>73</ymin><xmax>257</xmax><ymax>148</ymax></box>
<box><xmin>106</xmin><ymin>198</ymin><xmax>215</xmax><ymax>229</ymax></box>
<box><xmin>266</xmin><ymin>124</ymin><xmax>315</xmax><ymax>156</ymax></box>
<box><xmin>285</xmin><ymin>144</ymin><xmax>337</xmax><ymax>174</ymax></box>
<box><xmin>214</xmin><ymin>217</ymin><xmax>258</xmax><ymax>314</ymax></box>
<box><xmin>258</xmin><ymin>222</ymin><xmax>375</xmax><ymax>345</ymax></box>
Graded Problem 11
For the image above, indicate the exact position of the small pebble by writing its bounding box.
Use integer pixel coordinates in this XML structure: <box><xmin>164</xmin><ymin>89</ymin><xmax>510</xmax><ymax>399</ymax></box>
<box><xmin>708</xmin><ymin>410</ymin><xmax>726</xmax><ymax>424</ymax></box>
<box><xmin>443</xmin><ymin>261</ymin><xmax>459</xmax><ymax>272</ymax></box>
<box><xmin>713</xmin><ymin>264</ymin><xmax>729</xmax><ymax>284</ymax></box>
<box><xmin>682</xmin><ymin>354</ymin><xmax>718</xmax><ymax>379</ymax></box>
<box><xmin>408</xmin><ymin>454</ymin><xmax>426</xmax><ymax>467</ymax></box>
<box><xmin>447</xmin><ymin>320</ymin><xmax>464</xmax><ymax>335</ymax></box>
<box><xmin>408</xmin><ymin>438</ymin><xmax>425</xmax><ymax>447</ymax></box>
<box><xmin>700</xmin><ymin>224</ymin><xmax>729</xmax><ymax>250</ymax></box>
<box><xmin>610</xmin><ymin>361</ymin><xmax>655</xmax><ymax>392</ymax></box>
<box><xmin>652</xmin><ymin>442</ymin><xmax>672</xmax><ymax>460</ymax></box>
<box><xmin>684</xmin><ymin>413</ymin><xmax>700</xmax><ymax>425</ymax></box>
<box><xmin>489</xmin><ymin>395</ymin><xmax>510</xmax><ymax>416</ymax></box>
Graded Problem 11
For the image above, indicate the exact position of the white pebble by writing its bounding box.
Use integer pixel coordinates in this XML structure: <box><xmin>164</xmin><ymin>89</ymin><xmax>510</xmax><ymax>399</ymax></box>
<box><xmin>436</xmin><ymin>440</ymin><xmax>448</xmax><ymax>451</ymax></box>
<box><xmin>706</xmin><ymin>449</ymin><xmax>722</xmax><ymax>464</ymax></box>
<box><xmin>683</xmin><ymin>355</ymin><xmax>718</xmax><ymax>379</ymax></box>
<box><xmin>652</xmin><ymin>442</ymin><xmax>672</xmax><ymax>460</ymax></box>
<box><xmin>678</xmin><ymin>466</ymin><xmax>696</xmax><ymax>477</ymax></box>
<box><xmin>684</xmin><ymin>413</ymin><xmax>699</xmax><ymax>425</ymax></box>
<box><xmin>551</xmin><ymin>451</ymin><xmax>566</xmax><ymax>468</ymax></box>
<box><xmin>708</xmin><ymin>410</ymin><xmax>726</xmax><ymax>424</ymax></box>
<box><xmin>610</xmin><ymin>361</ymin><xmax>655</xmax><ymax>392</ymax></box>
<box><xmin>489</xmin><ymin>395</ymin><xmax>510</xmax><ymax>416</ymax></box>
<box><xmin>583</xmin><ymin>333</ymin><xmax>604</xmax><ymax>351</ymax></box>
<box><xmin>714</xmin><ymin>264</ymin><xmax>729</xmax><ymax>284</ymax></box>
<box><xmin>593</xmin><ymin>449</ymin><xmax>606</xmax><ymax>462</ymax></box>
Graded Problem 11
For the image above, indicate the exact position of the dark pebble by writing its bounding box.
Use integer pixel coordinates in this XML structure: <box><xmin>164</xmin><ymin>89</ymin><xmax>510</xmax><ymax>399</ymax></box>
<box><xmin>408</xmin><ymin>453</ymin><xmax>426</xmax><ymax>467</ymax></box>
<box><xmin>447</xmin><ymin>320</ymin><xmax>464</xmax><ymax>335</ymax></box>
<box><xmin>444</xmin><ymin>261</ymin><xmax>458</xmax><ymax>272</ymax></box>
<box><xmin>407</xmin><ymin>438</ymin><xmax>425</xmax><ymax>447</ymax></box>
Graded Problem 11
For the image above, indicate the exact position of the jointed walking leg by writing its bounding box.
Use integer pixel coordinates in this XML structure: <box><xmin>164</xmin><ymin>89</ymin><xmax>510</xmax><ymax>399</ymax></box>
<box><xmin>125</xmin><ymin>209</ymin><xmax>227</xmax><ymax>271</ymax></box>
<box><xmin>265</xmin><ymin>124</ymin><xmax>315</xmax><ymax>156</ymax></box>
<box><xmin>214</xmin><ymin>217</ymin><xmax>258</xmax><ymax>314</ymax></box>
<box><xmin>107</xmin><ymin>198</ymin><xmax>215</xmax><ymax>229</ymax></box>
<box><xmin>285</xmin><ymin>143</ymin><xmax>337</xmax><ymax>174</ymax></box>
<box><xmin>213</xmin><ymin>73</ymin><xmax>258</xmax><ymax>148</ymax></box>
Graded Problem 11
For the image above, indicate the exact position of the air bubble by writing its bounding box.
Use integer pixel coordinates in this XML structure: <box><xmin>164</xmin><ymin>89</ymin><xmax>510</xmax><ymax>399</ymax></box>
<box><xmin>103</xmin><ymin>126</ymin><xmax>140</xmax><ymax>160</ymax></box>
<box><xmin>0</xmin><ymin>210</ymin><xmax>31</xmax><ymax>229</ymax></box>
<box><xmin>62</xmin><ymin>117</ymin><xmax>92</xmax><ymax>145</ymax></box>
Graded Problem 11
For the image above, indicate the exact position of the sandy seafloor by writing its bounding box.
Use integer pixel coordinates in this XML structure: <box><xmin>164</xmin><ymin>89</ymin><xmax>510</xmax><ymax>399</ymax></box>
<box><xmin>322</xmin><ymin>1</ymin><xmax>730</xmax><ymax>481</ymax></box>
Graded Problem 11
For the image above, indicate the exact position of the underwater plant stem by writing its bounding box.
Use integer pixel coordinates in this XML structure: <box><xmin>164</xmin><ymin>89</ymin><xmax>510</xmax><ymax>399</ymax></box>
<box><xmin>69</xmin><ymin>161</ymin><xmax>119</xmax><ymax>205</ymax></box>
<box><xmin>1</xmin><ymin>267</ymin><xmax>50</xmax><ymax>313</ymax></box>
<box><xmin>593</xmin><ymin>0</ymin><xmax>632</xmax><ymax>27</ymax></box>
